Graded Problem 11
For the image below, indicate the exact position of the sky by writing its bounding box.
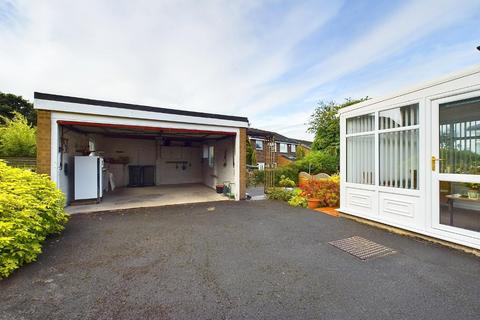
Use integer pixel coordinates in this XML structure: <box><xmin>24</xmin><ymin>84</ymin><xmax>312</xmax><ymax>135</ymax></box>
<box><xmin>0</xmin><ymin>0</ymin><xmax>479</xmax><ymax>141</ymax></box>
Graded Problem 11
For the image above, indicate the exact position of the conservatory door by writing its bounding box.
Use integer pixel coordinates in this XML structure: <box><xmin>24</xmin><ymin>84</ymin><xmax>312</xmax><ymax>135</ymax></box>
<box><xmin>431</xmin><ymin>92</ymin><xmax>480</xmax><ymax>241</ymax></box>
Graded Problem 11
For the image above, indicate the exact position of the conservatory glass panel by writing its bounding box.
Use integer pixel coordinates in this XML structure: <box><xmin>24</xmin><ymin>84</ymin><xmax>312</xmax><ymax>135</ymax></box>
<box><xmin>439</xmin><ymin>181</ymin><xmax>480</xmax><ymax>232</ymax></box>
<box><xmin>439</xmin><ymin>97</ymin><xmax>480</xmax><ymax>175</ymax></box>
<box><xmin>379</xmin><ymin>129</ymin><xmax>419</xmax><ymax>189</ymax></box>
<box><xmin>379</xmin><ymin>104</ymin><xmax>418</xmax><ymax>130</ymax></box>
<box><xmin>346</xmin><ymin>134</ymin><xmax>375</xmax><ymax>184</ymax></box>
<box><xmin>346</xmin><ymin>113</ymin><xmax>375</xmax><ymax>134</ymax></box>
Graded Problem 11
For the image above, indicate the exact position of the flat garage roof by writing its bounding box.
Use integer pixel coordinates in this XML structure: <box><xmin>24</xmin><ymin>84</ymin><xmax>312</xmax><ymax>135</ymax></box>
<box><xmin>35</xmin><ymin>92</ymin><xmax>249</xmax><ymax>123</ymax></box>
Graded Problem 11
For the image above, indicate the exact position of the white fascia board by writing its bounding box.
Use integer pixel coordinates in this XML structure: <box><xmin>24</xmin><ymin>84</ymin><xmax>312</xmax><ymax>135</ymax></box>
<box><xmin>50</xmin><ymin>111</ymin><xmax>239</xmax><ymax>134</ymax></box>
<box><xmin>35</xmin><ymin>99</ymin><xmax>249</xmax><ymax>129</ymax></box>
<box><xmin>338</xmin><ymin>64</ymin><xmax>480</xmax><ymax>115</ymax></box>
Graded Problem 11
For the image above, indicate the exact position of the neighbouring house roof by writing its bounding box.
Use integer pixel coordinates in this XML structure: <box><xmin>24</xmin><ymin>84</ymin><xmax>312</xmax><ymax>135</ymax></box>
<box><xmin>280</xmin><ymin>154</ymin><xmax>296</xmax><ymax>161</ymax></box>
<box><xmin>247</xmin><ymin>127</ymin><xmax>311</xmax><ymax>146</ymax></box>
<box><xmin>34</xmin><ymin>92</ymin><xmax>249</xmax><ymax>124</ymax></box>
<box><xmin>296</xmin><ymin>139</ymin><xmax>313</xmax><ymax>148</ymax></box>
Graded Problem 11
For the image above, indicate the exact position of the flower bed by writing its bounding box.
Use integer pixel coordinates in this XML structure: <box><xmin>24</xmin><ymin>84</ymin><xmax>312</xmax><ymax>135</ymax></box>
<box><xmin>301</xmin><ymin>178</ymin><xmax>340</xmax><ymax>209</ymax></box>
<box><xmin>266</xmin><ymin>174</ymin><xmax>340</xmax><ymax>211</ymax></box>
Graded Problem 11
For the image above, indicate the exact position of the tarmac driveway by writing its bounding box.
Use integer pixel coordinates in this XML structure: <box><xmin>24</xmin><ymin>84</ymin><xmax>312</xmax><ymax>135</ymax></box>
<box><xmin>1</xmin><ymin>200</ymin><xmax>479</xmax><ymax>320</ymax></box>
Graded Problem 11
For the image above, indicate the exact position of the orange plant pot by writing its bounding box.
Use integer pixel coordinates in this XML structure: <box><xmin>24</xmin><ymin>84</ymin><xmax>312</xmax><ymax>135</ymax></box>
<box><xmin>307</xmin><ymin>198</ymin><xmax>321</xmax><ymax>209</ymax></box>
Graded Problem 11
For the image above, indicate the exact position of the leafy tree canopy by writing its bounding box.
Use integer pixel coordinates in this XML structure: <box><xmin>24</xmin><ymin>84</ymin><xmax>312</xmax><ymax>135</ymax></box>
<box><xmin>295</xmin><ymin>145</ymin><xmax>307</xmax><ymax>160</ymax></box>
<box><xmin>308</xmin><ymin>97</ymin><xmax>368</xmax><ymax>152</ymax></box>
<box><xmin>0</xmin><ymin>92</ymin><xmax>36</xmax><ymax>125</ymax></box>
<box><xmin>0</xmin><ymin>112</ymin><xmax>37</xmax><ymax>157</ymax></box>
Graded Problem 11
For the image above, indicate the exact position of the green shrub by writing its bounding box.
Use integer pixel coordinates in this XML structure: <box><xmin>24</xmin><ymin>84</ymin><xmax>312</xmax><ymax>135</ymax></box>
<box><xmin>0</xmin><ymin>112</ymin><xmax>36</xmax><ymax>157</ymax></box>
<box><xmin>267</xmin><ymin>187</ymin><xmax>295</xmax><ymax>201</ymax></box>
<box><xmin>278</xmin><ymin>175</ymin><xmax>295</xmax><ymax>188</ymax></box>
<box><xmin>274</xmin><ymin>165</ymin><xmax>299</xmax><ymax>185</ymax></box>
<box><xmin>0</xmin><ymin>161</ymin><xmax>68</xmax><ymax>278</ymax></box>
<box><xmin>267</xmin><ymin>187</ymin><xmax>308</xmax><ymax>208</ymax></box>
<box><xmin>295</xmin><ymin>150</ymin><xmax>338</xmax><ymax>175</ymax></box>
<box><xmin>288</xmin><ymin>189</ymin><xmax>307</xmax><ymax>208</ymax></box>
<box><xmin>247</xmin><ymin>169</ymin><xmax>265</xmax><ymax>187</ymax></box>
<box><xmin>272</xmin><ymin>150</ymin><xmax>338</xmax><ymax>186</ymax></box>
<box><xmin>295</xmin><ymin>146</ymin><xmax>307</xmax><ymax>160</ymax></box>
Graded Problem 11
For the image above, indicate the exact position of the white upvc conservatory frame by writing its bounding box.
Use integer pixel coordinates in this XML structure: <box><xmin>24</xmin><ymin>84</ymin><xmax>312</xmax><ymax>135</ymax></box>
<box><xmin>339</xmin><ymin>65</ymin><xmax>480</xmax><ymax>249</ymax></box>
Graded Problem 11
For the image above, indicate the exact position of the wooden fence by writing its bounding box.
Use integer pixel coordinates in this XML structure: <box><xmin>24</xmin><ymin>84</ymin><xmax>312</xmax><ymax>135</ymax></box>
<box><xmin>0</xmin><ymin>157</ymin><xmax>37</xmax><ymax>171</ymax></box>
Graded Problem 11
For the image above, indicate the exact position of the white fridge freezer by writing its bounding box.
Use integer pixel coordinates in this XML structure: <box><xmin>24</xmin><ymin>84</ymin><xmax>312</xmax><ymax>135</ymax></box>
<box><xmin>74</xmin><ymin>156</ymin><xmax>104</xmax><ymax>201</ymax></box>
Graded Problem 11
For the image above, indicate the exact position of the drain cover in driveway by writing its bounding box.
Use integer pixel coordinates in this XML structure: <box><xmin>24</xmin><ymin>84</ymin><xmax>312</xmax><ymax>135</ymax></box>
<box><xmin>329</xmin><ymin>236</ymin><xmax>396</xmax><ymax>260</ymax></box>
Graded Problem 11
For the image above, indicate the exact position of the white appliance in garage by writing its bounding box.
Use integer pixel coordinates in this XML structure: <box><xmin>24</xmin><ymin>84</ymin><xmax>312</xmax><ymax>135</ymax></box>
<box><xmin>74</xmin><ymin>156</ymin><xmax>104</xmax><ymax>202</ymax></box>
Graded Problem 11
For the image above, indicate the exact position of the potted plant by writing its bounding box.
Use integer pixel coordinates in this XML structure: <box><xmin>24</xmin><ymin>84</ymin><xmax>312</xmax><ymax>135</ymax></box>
<box><xmin>466</xmin><ymin>183</ymin><xmax>480</xmax><ymax>200</ymax></box>
<box><xmin>301</xmin><ymin>179</ymin><xmax>322</xmax><ymax>209</ymax></box>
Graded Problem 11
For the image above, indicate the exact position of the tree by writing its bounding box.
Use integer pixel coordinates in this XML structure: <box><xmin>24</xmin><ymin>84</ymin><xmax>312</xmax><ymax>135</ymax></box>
<box><xmin>0</xmin><ymin>92</ymin><xmax>36</xmax><ymax>125</ymax></box>
<box><xmin>246</xmin><ymin>138</ymin><xmax>256</xmax><ymax>165</ymax></box>
<box><xmin>295</xmin><ymin>145</ymin><xmax>307</xmax><ymax>160</ymax></box>
<box><xmin>0</xmin><ymin>112</ymin><xmax>36</xmax><ymax>157</ymax></box>
<box><xmin>308</xmin><ymin>98</ymin><xmax>368</xmax><ymax>153</ymax></box>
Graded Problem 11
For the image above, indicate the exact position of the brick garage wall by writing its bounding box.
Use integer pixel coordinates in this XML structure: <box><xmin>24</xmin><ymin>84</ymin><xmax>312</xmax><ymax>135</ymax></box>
<box><xmin>36</xmin><ymin>110</ymin><xmax>51</xmax><ymax>176</ymax></box>
<box><xmin>239</xmin><ymin>128</ymin><xmax>247</xmax><ymax>200</ymax></box>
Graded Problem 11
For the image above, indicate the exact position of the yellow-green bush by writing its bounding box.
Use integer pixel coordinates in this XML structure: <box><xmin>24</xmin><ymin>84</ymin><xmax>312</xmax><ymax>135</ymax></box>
<box><xmin>329</xmin><ymin>173</ymin><xmax>340</xmax><ymax>184</ymax></box>
<box><xmin>0</xmin><ymin>161</ymin><xmax>68</xmax><ymax>278</ymax></box>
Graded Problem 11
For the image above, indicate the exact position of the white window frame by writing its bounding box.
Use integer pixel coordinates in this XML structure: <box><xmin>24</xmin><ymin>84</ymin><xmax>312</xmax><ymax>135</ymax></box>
<box><xmin>255</xmin><ymin>140</ymin><xmax>264</xmax><ymax>150</ymax></box>
<box><xmin>208</xmin><ymin>145</ymin><xmax>215</xmax><ymax>168</ymax></box>
<box><xmin>291</xmin><ymin>144</ymin><xmax>296</xmax><ymax>153</ymax></box>
<box><xmin>279</xmin><ymin>143</ymin><xmax>287</xmax><ymax>153</ymax></box>
<box><xmin>378</xmin><ymin>104</ymin><xmax>420</xmax><ymax>190</ymax></box>
<box><xmin>430</xmin><ymin>91</ymin><xmax>480</xmax><ymax>240</ymax></box>
<box><xmin>343</xmin><ymin>101</ymin><xmax>422</xmax><ymax>192</ymax></box>
<box><xmin>345</xmin><ymin>113</ymin><xmax>376</xmax><ymax>185</ymax></box>
<box><xmin>202</xmin><ymin>145</ymin><xmax>209</xmax><ymax>159</ymax></box>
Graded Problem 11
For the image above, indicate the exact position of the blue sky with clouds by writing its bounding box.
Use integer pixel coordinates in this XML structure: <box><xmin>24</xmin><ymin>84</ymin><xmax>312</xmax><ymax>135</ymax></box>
<box><xmin>0</xmin><ymin>0</ymin><xmax>479</xmax><ymax>140</ymax></box>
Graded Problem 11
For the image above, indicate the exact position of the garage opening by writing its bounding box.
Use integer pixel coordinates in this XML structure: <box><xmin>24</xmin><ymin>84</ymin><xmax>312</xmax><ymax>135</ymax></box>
<box><xmin>56</xmin><ymin>121</ymin><xmax>237</xmax><ymax>213</ymax></box>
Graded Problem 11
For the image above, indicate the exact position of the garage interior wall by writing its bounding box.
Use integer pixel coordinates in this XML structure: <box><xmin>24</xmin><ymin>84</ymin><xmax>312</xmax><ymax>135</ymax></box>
<box><xmin>58</xmin><ymin>127</ymin><xmax>236</xmax><ymax>203</ymax></box>
<box><xmin>95</xmin><ymin>137</ymin><xmax>206</xmax><ymax>187</ymax></box>
<box><xmin>203</xmin><ymin>137</ymin><xmax>236</xmax><ymax>189</ymax></box>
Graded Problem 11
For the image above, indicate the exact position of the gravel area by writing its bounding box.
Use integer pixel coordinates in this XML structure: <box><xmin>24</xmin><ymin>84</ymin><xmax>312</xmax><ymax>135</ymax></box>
<box><xmin>1</xmin><ymin>200</ymin><xmax>479</xmax><ymax>320</ymax></box>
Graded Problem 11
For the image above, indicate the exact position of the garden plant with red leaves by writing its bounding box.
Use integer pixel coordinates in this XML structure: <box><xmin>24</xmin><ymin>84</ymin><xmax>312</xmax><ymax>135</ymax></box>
<box><xmin>300</xmin><ymin>179</ymin><xmax>340</xmax><ymax>207</ymax></box>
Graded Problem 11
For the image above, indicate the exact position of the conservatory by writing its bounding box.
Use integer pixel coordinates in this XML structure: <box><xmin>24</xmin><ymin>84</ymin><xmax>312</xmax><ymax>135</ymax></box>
<box><xmin>339</xmin><ymin>66</ymin><xmax>480</xmax><ymax>250</ymax></box>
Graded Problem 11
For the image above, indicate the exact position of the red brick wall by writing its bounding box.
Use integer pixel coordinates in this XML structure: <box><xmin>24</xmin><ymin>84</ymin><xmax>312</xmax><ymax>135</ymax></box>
<box><xmin>277</xmin><ymin>154</ymin><xmax>294</xmax><ymax>167</ymax></box>
<box><xmin>249</xmin><ymin>138</ymin><xmax>266</xmax><ymax>163</ymax></box>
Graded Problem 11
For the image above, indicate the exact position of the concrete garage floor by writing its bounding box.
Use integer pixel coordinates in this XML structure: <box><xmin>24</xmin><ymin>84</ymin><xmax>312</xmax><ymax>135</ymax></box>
<box><xmin>67</xmin><ymin>183</ymin><xmax>229</xmax><ymax>214</ymax></box>
<box><xmin>1</xmin><ymin>201</ymin><xmax>479</xmax><ymax>320</ymax></box>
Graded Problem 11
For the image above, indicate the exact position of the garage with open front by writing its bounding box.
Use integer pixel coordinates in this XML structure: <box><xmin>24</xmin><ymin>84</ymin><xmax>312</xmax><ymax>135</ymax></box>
<box><xmin>34</xmin><ymin>92</ymin><xmax>248</xmax><ymax>212</ymax></box>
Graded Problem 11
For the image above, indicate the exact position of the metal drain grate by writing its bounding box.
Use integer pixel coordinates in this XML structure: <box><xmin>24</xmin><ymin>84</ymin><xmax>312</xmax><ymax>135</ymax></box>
<box><xmin>329</xmin><ymin>236</ymin><xmax>396</xmax><ymax>260</ymax></box>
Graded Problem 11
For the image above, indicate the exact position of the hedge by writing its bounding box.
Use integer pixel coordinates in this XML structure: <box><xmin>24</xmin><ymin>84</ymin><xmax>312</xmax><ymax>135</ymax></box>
<box><xmin>0</xmin><ymin>161</ymin><xmax>68</xmax><ymax>278</ymax></box>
